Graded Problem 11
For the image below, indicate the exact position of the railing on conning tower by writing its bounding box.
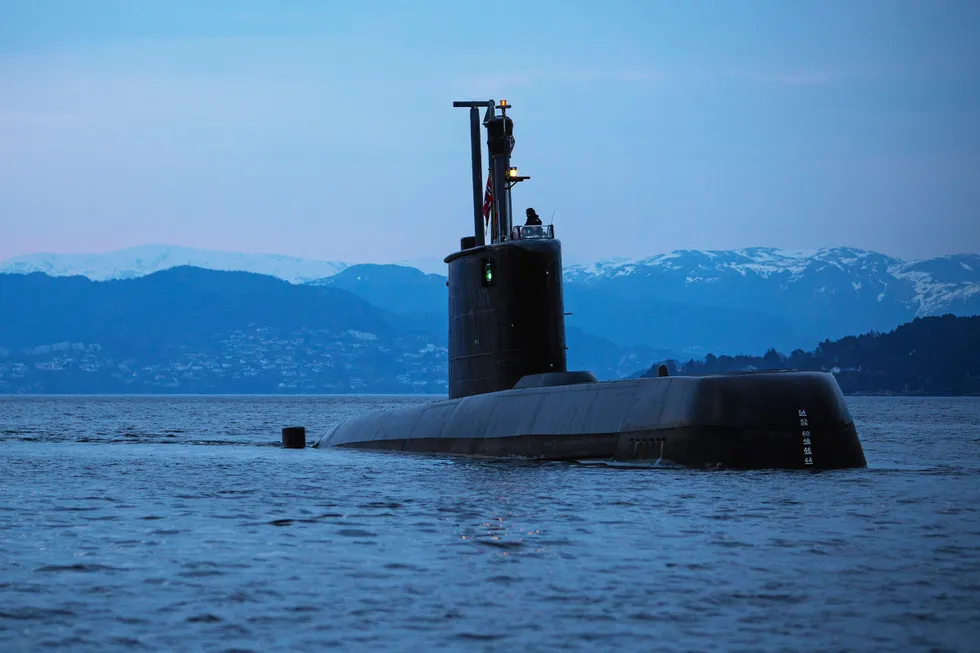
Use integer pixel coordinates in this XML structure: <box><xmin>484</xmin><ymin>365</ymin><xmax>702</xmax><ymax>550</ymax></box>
<box><xmin>510</xmin><ymin>224</ymin><xmax>555</xmax><ymax>241</ymax></box>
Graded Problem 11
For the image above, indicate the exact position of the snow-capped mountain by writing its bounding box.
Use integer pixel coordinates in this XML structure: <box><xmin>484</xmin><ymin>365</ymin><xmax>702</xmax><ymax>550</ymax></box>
<box><xmin>890</xmin><ymin>255</ymin><xmax>980</xmax><ymax>315</ymax></box>
<box><xmin>561</xmin><ymin>247</ymin><xmax>980</xmax><ymax>353</ymax></box>
<box><xmin>563</xmin><ymin>247</ymin><xmax>980</xmax><ymax>320</ymax></box>
<box><xmin>0</xmin><ymin>245</ymin><xmax>351</xmax><ymax>284</ymax></box>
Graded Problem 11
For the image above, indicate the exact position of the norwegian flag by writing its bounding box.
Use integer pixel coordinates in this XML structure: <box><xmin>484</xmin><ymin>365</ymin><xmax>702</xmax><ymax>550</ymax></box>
<box><xmin>481</xmin><ymin>173</ymin><xmax>493</xmax><ymax>226</ymax></box>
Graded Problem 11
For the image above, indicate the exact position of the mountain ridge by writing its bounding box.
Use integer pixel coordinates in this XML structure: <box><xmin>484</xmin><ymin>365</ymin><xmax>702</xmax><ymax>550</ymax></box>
<box><xmin>4</xmin><ymin>244</ymin><xmax>978</xmax><ymax>356</ymax></box>
<box><xmin>563</xmin><ymin>247</ymin><xmax>980</xmax><ymax>318</ymax></box>
<box><xmin>2</xmin><ymin>267</ymin><xmax>972</xmax><ymax>395</ymax></box>
<box><xmin>0</xmin><ymin>267</ymin><xmax>664</xmax><ymax>393</ymax></box>
<box><xmin>5</xmin><ymin>243</ymin><xmax>978</xmax><ymax>292</ymax></box>
<box><xmin>0</xmin><ymin>244</ymin><xmax>352</xmax><ymax>284</ymax></box>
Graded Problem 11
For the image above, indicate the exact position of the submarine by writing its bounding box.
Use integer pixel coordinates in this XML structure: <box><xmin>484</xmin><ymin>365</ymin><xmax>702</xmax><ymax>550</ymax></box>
<box><xmin>313</xmin><ymin>99</ymin><xmax>867</xmax><ymax>470</ymax></box>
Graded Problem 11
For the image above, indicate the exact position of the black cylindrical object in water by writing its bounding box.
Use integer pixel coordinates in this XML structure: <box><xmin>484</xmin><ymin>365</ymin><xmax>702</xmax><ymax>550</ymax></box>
<box><xmin>282</xmin><ymin>426</ymin><xmax>306</xmax><ymax>449</ymax></box>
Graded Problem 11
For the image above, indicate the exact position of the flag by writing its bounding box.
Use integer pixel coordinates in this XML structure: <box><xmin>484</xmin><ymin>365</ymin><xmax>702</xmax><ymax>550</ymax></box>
<box><xmin>481</xmin><ymin>173</ymin><xmax>493</xmax><ymax>227</ymax></box>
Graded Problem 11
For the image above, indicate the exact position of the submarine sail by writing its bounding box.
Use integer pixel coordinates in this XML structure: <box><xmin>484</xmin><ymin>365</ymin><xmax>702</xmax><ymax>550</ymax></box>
<box><xmin>313</xmin><ymin>100</ymin><xmax>867</xmax><ymax>470</ymax></box>
<box><xmin>447</xmin><ymin>100</ymin><xmax>568</xmax><ymax>399</ymax></box>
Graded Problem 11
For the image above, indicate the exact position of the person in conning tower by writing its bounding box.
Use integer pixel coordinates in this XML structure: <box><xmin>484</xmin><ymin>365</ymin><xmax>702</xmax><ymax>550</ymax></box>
<box><xmin>524</xmin><ymin>207</ymin><xmax>542</xmax><ymax>226</ymax></box>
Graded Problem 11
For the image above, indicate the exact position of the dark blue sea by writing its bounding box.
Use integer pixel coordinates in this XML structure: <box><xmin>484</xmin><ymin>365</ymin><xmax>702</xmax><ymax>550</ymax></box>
<box><xmin>1</xmin><ymin>396</ymin><xmax>978</xmax><ymax>652</ymax></box>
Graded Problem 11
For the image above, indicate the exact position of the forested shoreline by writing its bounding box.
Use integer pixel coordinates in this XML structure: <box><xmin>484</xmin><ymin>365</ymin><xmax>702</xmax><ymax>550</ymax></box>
<box><xmin>643</xmin><ymin>315</ymin><xmax>979</xmax><ymax>396</ymax></box>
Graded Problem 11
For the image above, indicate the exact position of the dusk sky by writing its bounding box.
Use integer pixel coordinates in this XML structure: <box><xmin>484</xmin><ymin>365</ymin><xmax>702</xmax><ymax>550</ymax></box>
<box><xmin>1</xmin><ymin>0</ymin><xmax>978</xmax><ymax>264</ymax></box>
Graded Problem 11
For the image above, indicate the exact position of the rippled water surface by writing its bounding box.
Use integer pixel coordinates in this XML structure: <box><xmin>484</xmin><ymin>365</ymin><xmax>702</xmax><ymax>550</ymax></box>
<box><xmin>1</xmin><ymin>395</ymin><xmax>979</xmax><ymax>652</ymax></box>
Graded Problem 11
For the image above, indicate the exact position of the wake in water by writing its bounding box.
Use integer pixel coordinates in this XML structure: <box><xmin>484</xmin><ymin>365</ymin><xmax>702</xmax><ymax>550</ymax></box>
<box><xmin>574</xmin><ymin>458</ymin><xmax>691</xmax><ymax>470</ymax></box>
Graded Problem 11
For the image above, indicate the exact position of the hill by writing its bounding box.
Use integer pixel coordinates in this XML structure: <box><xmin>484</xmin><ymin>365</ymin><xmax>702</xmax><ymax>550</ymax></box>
<box><xmin>641</xmin><ymin>315</ymin><xmax>980</xmax><ymax>396</ymax></box>
<box><xmin>4</xmin><ymin>245</ymin><xmax>978</xmax><ymax>356</ymax></box>
<box><xmin>310</xmin><ymin>251</ymin><xmax>980</xmax><ymax>357</ymax></box>
<box><xmin>0</xmin><ymin>268</ymin><xmax>445</xmax><ymax>394</ymax></box>
<box><xmin>311</xmin><ymin>263</ymin><xmax>448</xmax><ymax>335</ymax></box>
<box><xmin>0</xmin><ymin>268</ymin><xmax>669</xmax><ymax>393</ymax></box>
<box><xmin>313</xmin><ymin>264</ymin><xmax>678</xmax><ymax>376</ymax></box>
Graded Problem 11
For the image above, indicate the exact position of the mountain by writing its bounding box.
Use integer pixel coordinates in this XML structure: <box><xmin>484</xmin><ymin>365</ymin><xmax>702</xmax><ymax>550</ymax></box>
<box><xmin>312</xmin><ymin>264</ymin><xmax>448</xmax><ymax>317</ymax></box>
<box><xmin>5</xmin><ymin>245</ymin><xmax>978</xmax><ymax>357</ymax></box>
<box><xmin>6</xmin><ymin>265</ymin><xmax>968</xmax><ymax>395</ymax></box>
<box><xmin>565</xmin><ymin>248</ymin><xmax>980</xmax><ymax>353</ymax></box>
<box><xmin>310</xmin><ymin>264</ymin><xmax>800</xmax><ymax>358</ymax></box>
<box><xmin>0</xmin><ymin>268</ymin><xmax>669</xmax><ymax>394</ymax></box>
<box><xmin>0</xmin><ymin>267</ymin><xmax>396</xmax><ymax>352</ymax></box>
<box><xmin>562</xmin><ymin>284</ymin><xmax>797</xmax><ymax>358</ymax></box>
<box><xmin>312</xmin><ymin>264</ymin><xmax>677</xmax><ymax>377</ymax></box>
<box><xmin>0</xmin><ymin>244</ymin><xmax>350</xmax><ymax>284</ymax></box>
<box><xmin>0</xmin><ymin>268</ymin><xmax>447</xmax><ymax>394</ymax></box>
<box><xmin>308</xmin><ymin>249</ymin><xmax>980</xmax><ymax>357</ymax></box>
<box><xmin>641</xmin><ymin>315</ymin><xmax>980</xmax><ymax>396</ymax></box>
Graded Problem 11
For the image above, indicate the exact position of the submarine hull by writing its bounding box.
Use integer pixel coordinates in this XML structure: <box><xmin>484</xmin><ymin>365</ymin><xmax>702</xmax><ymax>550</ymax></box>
<box><xmin>314</xmin><ymin>371</ymin><xmax>866</xmax><ymax>470</ymax></box>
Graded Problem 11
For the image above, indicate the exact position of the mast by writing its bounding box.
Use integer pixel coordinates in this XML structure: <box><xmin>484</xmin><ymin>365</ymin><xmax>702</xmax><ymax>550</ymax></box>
<box><xmin>453</xmin><ymin>100</ymin><xmax>529</xmax><ymax>245</ymax></box>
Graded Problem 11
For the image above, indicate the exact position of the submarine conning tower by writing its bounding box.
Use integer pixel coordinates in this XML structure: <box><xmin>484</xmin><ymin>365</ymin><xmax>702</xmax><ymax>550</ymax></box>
<box><xmin>446</xmin><ymin>100</ymin><xmax>568</xmax><ymax>399</ymax></box>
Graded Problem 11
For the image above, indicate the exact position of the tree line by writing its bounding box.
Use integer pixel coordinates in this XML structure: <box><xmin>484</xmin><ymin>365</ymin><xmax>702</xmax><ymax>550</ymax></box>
<box><xmin>643</xmin><ymin>315</ymin><xmax>980</xmax><ymax>396</ymax></box>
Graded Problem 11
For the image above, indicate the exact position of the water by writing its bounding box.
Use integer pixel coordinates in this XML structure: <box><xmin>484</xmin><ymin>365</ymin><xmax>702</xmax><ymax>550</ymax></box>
<box><xmin>1</xmin><ymin>396</ymin><xmax>978</xmax><ymax>652</ymax></box>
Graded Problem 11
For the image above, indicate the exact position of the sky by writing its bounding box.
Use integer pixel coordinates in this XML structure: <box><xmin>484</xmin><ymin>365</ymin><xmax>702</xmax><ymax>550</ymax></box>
<box><xmin>1</xmin><ymin>0</ymin><xmax>978</xmax><ymax>265</ymax></box>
